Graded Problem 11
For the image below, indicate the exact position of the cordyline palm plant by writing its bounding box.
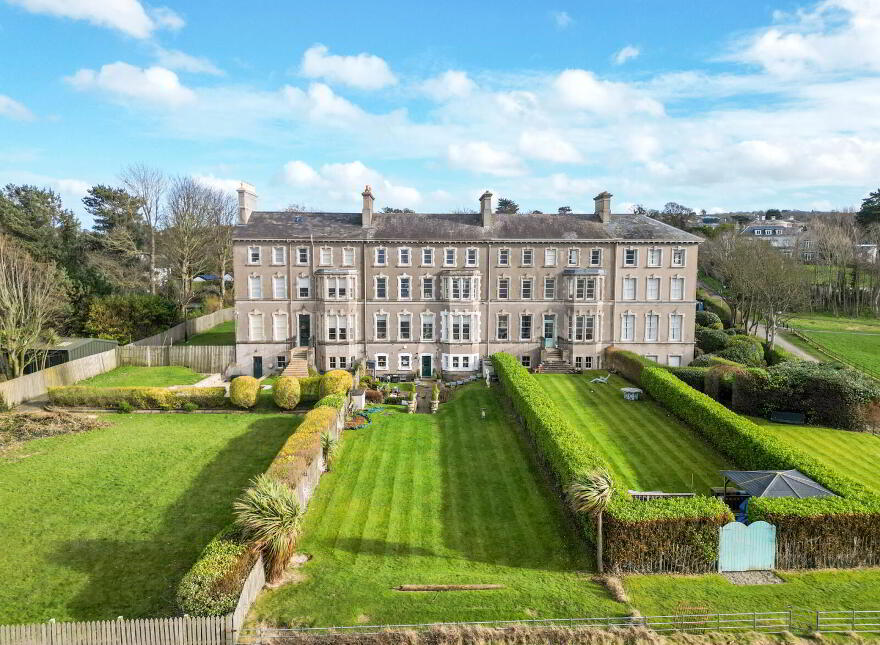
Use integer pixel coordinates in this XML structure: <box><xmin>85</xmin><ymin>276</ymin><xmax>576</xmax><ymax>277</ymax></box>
<box><xmin>320</xmin><ymin>432</ymin><xmax>339</xmax><ymax>472</ymax></box>
<box><xmin>234</xmin><ymin>474</ymin><xmax>303</xmax><ymax>582</ymax></box>
<box><xmin>567</xmin><ymin>469</ymin><xmax>615</xmax><ymax>574</ymax></box>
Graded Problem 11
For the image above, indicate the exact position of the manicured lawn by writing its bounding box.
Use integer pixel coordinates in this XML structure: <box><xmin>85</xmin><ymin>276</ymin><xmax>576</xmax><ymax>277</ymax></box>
<box><xmin>626</xmin><ymin>569</ymin><xmax>880</xmax><ymax>615</ymax></box>
<box><xmin>536</xmin><ymin>374</ymin><xmax>731</xmax><ymax>493</ymax></box>
<box><xmin>787</xmin><ymin>313</ymin><xmax>880</xmax><ymax>378</ymax></box>
<box><xmin>77</xmin><ymin>365</ymin><xmax>205</xmax><ymax>388</ymax></box>
<box><xmin>0</xmin><ymin>412</ymin><xmax>297</xmax><ymax>624</ymax></box>
<box><xmin>753</xmin><ymin>418</ymin><xmax>880</xmax><ymax>494</ymax></box>
<box><xmin>181</xmin><ymin>320</ymin><xmax>236</xmax><ymax>346</ymax></box>
<box><xmin>248</xmin><ymin>385</ymin><xmax>623</xmax><ymax>627</ymax></box>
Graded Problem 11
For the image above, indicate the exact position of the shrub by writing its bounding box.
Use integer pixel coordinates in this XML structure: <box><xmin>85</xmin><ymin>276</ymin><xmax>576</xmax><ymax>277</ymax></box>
<box><xmin>307</xmin><ymin>366</ymin><xmax>318</xmax><ymax>377</ymax></box>
<box><xmin>229</xmin><ymin>376</ymin><xmax>259</xmax><ymax>409</ymax></box>
<box><xmin>319</xmin><ymin>369</ymin><xmax>353</xmax><ymax>398</ymax></box>
<box><xmin>273</xmin><ymin>376</ymin><xmax>301</xmax><ymax>410</ymax></box>
<box><xmin>267</xmin><ymin>407</ymin><xmax>338</xmax><ymax>489</ymax></box>
<box><xmin>365</xmin><ymin>389</ymin><xmax>384</xmax><ymax>403</ymax></box>
<box><xmin>764</xmin><ymin>342</ymin><xmax>798</xmax><ymax>366</ymax></box>
<box><xmin>695</xmin><ymin>311</ymin><xmax>723</xmax><ymax>330</ymax></box>
<box><xmin>84</xmin><ymin>293</ymin><xmax>179</xmax><ymax>345</ymax></box>
<box><xmin>695</xmin><ymin>327</ymin><xmax>729</xmax><ymax>353</ymax></box>
<box><xmin>315</xmin><ymin>393</ymin><xmax>346</xmax><ymax>411</ymax></box>
<box><xmin>689</xmin><ymin>354</ymin><xmax>742</xmax><ymax>368</ymax></box>
<box><xmin>667</xmin><ymin>366</ymin><xmax>708</xmax><ymax>392</ymax></box>
<box><xmin>704</xmin><ymin>364</ymin><xmax>744</xmax><ymax>404</ymax></box>
<box><xmin>605</xmin><ymin>347</ymin><xmax>656</xmax><ymax>386</ymax></box>
<box><xmin>723</xmin><ymin>328</ymin><xmax>746</xmax><ymax>336</ymax></box>
<box><xmin>47</xmin><ymin>386</ymin><xmax>226</xmax><ymax>410</ymax></box>
<box><xmin>176</xmin><ymin>526</ymin><xmax>255</xmax><ymax>615</ymax></box>
<box><xmin>118</xmin><ymin>401</ymin><xmax>133</xmax><ymax>413</ymax></box>
<box><xmin>696</xmin><ymin>288</ymin><xmax>732</xmax><ymax>327</ymax></box>
<box><xmin>714</xmin><ymin>335</ymin><xmax>765</xmax><ymax>367</ymax></box>
<box><xmin>182</xmin><ymin>401</ymin><xmax>199</xmax><ymax>413</ymax></box>
<box><xmin>298</xmin><ymin>376</ymin><xmax>321</xmax><ymax>402</ymax></box>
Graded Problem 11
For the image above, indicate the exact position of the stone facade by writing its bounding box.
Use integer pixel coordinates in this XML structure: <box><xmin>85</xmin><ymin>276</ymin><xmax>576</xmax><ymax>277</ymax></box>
<box><xmin>232</xmin><ymin>187</ymin><xmax>699</xmax><ymax>377</ymax></box>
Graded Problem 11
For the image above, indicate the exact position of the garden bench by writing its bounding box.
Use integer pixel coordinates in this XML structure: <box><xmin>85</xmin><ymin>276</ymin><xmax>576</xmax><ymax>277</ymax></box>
<box><xmin>770</xmin><ymin>411</ymin><xmax>806</xmax><ymax>425</ymax></box>
<box><xmin>590</xmin><ymin>374</ymin><xmax>610</xmax><ymax>384</ymax></box>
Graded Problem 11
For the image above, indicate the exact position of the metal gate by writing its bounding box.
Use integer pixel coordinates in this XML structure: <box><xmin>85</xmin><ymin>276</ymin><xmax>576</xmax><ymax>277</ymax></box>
<box><xmin>718</xmin><ymin>521</ymin><xmax>776</xmax><ymax>572</ymax></box>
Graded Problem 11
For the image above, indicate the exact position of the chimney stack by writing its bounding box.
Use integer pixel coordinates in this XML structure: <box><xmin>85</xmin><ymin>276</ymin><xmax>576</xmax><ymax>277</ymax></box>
<box><xmin>479</xmin><ymin>190</ymin><xmax>493</xmax><ymax>227</ymax></box>
<box><xmin>237</xmin><ymin>182</ymin><xmax>257</xmax><ymax>225</ymax></box>
<box><xmin>361</xmin><ymin>185</ymin><xmax>374</xmax><ymax>228</ymax></box>
<box><xmin>594</xmin><ymin>191</ymin><xmax>612</xmax><ymax>224</ymax></box>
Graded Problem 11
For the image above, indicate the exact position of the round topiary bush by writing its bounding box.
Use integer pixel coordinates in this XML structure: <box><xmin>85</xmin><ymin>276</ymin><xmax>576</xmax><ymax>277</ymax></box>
<box><xmin>319</xmin><ymin>369</ymin><xmax>353</xmax><ymax>398</ymax></box>
<box><xmin>229</xmin><ymin>376</ymin><xmax>259</xmax><ymax>409</ymax></box>
<box><xmin>715</xmin><ymin>335</ymin><xmax>765</xmax><ymax>367</ymax></box>
<box><xmin>695</xmin><ymin>327</ymin><xmax>730</xmax><ymax>353</ymax></box>
<box><xmin>695</xmin><ymin>311</ymin><xmax>724</xmax><ymax>330</ymax></box>
<box><xmin>272</xmin><ymin>376</ymin><xmax>301</xmax><ymax>410</ymax></box>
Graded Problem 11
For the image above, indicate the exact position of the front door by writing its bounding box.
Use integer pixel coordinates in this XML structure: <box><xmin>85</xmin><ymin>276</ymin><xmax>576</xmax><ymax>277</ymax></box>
<box><xmin>421</xmin><ymin>354</ymin><xmax>433</xmax><ymax>378</ymax></box>
<box><xmin>253</xmin><ymin>356</ymin><xmax>263</xmax><ymax>379</ymax></box>
<box><xmin>543</xmin><ymin>315</ymin><xmax>556</xmax><ymax>340</ymax></box>
<box><xmin>298</xmin><ymin>314</ymin><xmax>310</xmax><ymax>347</ymax></box>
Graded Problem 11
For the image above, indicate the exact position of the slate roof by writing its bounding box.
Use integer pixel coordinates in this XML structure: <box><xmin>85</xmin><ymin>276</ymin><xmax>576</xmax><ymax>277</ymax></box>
<box><xmin>234</xmin><ymin>211</ymin><xmax>701</xmax><ymax>243</ymax></box>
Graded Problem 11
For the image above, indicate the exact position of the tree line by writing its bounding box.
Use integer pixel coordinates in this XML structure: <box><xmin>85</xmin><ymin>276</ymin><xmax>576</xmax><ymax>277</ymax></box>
<box><xmin>0</xmin><ymin>166</ymin><xmax>236</xmax><ymax>379</ymax></box>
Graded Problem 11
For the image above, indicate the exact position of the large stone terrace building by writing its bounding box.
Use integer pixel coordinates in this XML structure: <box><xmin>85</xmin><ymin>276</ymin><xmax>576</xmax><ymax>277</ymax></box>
<box><xmin>232</xmin><ymin>183</ymin><xmax>700</xmax><ymax>377</ymax></box>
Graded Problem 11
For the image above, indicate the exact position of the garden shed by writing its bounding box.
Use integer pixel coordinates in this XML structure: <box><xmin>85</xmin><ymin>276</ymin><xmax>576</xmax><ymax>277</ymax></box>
<box><xmin>23</xmin><ymin>337</ymin><xmax>118</xmax><ymax>374</ymax></box>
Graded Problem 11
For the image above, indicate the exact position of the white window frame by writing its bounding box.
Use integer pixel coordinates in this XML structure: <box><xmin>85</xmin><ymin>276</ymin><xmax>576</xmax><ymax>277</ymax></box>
<box><xmin>567</xmin><ymin>248</ymin><xmax>579</xmax><ymax>266</ymax></box>
<box><xmin>248</xmin><ymin>275</ymin><xmax>262</xmax><ymax>299</ymax></box>
<box><xmin>670</xmin><ymin>276</ymin><xmax>685</xmax><ymax>301</ymax></box>
<box><xmin>272</xmin><ymin>312</ymin><xmax>288</xmax><ymax>341</ymax></box>
<box><xmin>667</xmin><ymin>355</ymin><xmax>682</xmax><ymax>367</ymax></box>
<box><xmin>624</xmin><ymin>248</ymin><xmax>638</xmax><ymax>267</ymax></box>
<box><xmin>646</xmin><ymin>277</ymin><xmax>660</xmax><ymax>301</ymax></box>
<box><xmin>498</xmin><ymin>248</ymin><xmax>510</xmax><ymax>266</ymax></box>
<box><xmin>543</xmin><ymin>276</ymin><xmax>556</xmax><ymax>300</ymax></box>
<box><xmin>398</xmin><ymin>247</ymin><xmax>412</xmax><ymax>267</ymax></box>
<box><xmin>296</xmin><ymin>276</ymin><xmax>310</xmax><ymax>299</ymax></box>
<box><xmin>522</xmin><ymin>248</ymin><xmax>534</xmax><ymax>267</ymax></box>
<box><xmin>248</xmin><ymin>312</ymin><xmax>264</xmax><ymax>341</ymax></box>
<box><xmin>319</xmin><ymin>247</ymin><xmax>332</xmax><ymax>266</ymax></box>
<box><xmin>444</xmin><ymin>247</ymin><xmax>456</xmax><ymax>267</ymax></box>
<box><xmin>521</xmin><ymin>277</ymin><xmax>533</xmax><ymax>300</ymax></box>
<box><xmin>342</xmin><ymin>247</ymin><xmax>355</xmax><ymax>266</ymax></box>
<box><xmin>496</xmin><ymin>313</ymin><xmax>509</xmax><ymax>340</ymax></box>
<box><xmin>671</xmin><ymin>248</ymin><xmax>685</xmax><ymax>267</ymax></box>
<box><xmin>421</xmin><ymin>247</ymin><xmax>434</xmax><ymax>266</ymax></box>
<box><xmin>623</xmin><ymin>277</ymin><xmax>636</xmax><ymax>300</ymax></box>
<box><xmin>590</xmin><ymin>248</ymin><xmax>602</xmax><ymax>266</ymax></box>
<box><xmin>296</xmin><ymin>246</ymin><xmax>309</xmax><ymax>265</ymax></box>
<box><xmin>755</xmin><ymin>229</ymin><xmax>763</xmax><ymax>236</ymax></box>
<box><xmin>465</xmin><ymin>247</ymin><xmax>478</xmax><ymax>267</ymax></box>
<box><xmin>421</xmin><ymin>313</ymin><xmax>435</xmax><ymax>340</ymax></box>
<box><xmin>645</xmin><ymin>313</ymin><xmax>659</xmax><ymax>342</ymax></box>
<box><xmin>329</xmin><ymin>356</ymin><xmax>337</xmax><ymax>370</ymax></box>
<box><xmin>544</xmin><ymin>248</ymin><xmax>558</xmax><ymax>267</ymax></box>
<box><xmin>398</xmin><ymin>275</ymin><xmax>412</xmax><ymax>300</ymax></box>
<box><xmin>398</xmin><ymin>313</ymin><xmax>412</xmax><ymax>341</ymax></box>
<box><xmin>375</xmin><ymin>247</ymin><xmax>387</xmax><ymax>266</ymax></box>
<box><xmin>271</xmin><ymin>246</ymin><xmax>285</xmax><ymax>265</ymax></box>
<box><xmin>421</xmin><ymin>276</ymin><xmax>434</xmax><ymax>300</ymax></box>
<box><xmin>375</xmin><ymin>314</ymin><xmax>389</xmax><ymax>340</ymax></box>
<box><xmin>399</xmin><ymin>353</ymin><xmax>412</xmax><ymax>371</ymax></box>
<box><xmin>498</xmin><ymin>277</ymin><xmax>510</xmax><ymax>300</ymax></box>
<box><xmin>669</xmin><ymin>314</ymin><xmax>683</xmax><ymax>342</ymax></box>
<box><xmin>520</xmin><ymin>313</ymin><xmax>533</xmax><ymax>341</ymax></box>
<box><xmin>647</xmin><ymin>247</ymin><xmax>662</xmax><ymax>267</ymax></box>
<box><xmin>272</xmin><ymin>275</ymin><xmax>287</xmax><ymax>300</ymax></box>
<box><xmin>621</xmin><ymin>313</ymin><xmax>635</xmax><ymax>342</ymax></box>
<box><xmin>375</xmin><ymin>353</ymin><xmax>389</xmax><ymax>370</ymax></box>
<box><xmin>374</xmin><ymin>275</ymin><xmax>388</xmax><ymax>300</ymax></box>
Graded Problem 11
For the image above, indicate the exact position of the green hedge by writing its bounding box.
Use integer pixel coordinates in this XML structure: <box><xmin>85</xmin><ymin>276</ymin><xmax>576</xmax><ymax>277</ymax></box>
<box><xmin>272</xmin><ymin>376</ymin><xmax>301</xmax><ymax>410</ymax></box>
<box><xmin>175</xmin><ymin>526</ymin><xmax>255</xmax><ymax>615</ymax></box>
<box><xmin>695</xmin><ymin>327</ymin><xmax>729</xmax><ymax>353</ymax></box>
<box><xmin>319</xmin><ymin>370</ymin><xmax>353</xmax><ymax>398</ymax></box>
<box><xmin>605</xmin><ymin>347</ymin><xmax>657</xmax><ymax>386</ymax></box>
<box><xmin>299</xmin><ymin>376</ymin><xmax>321</xmax><ymax>402</ymax></box>
<box><xmin>667</xmin><ymin>366</ymin><xmax>708</xmax><ymax>392</ymax></box>
<box><xmin>315</xmin><ymin>393</ymin><xmax>346</xmax><ymax>411</ymax></box>
<box><xmin>492</xmin><ymin>353</ymin><xmax>731</xmax><ymax>573</ymax></box>
<box><xmin>229</xmin><ymin>376</ymin><xmax>259</xmax><ymax>409</ymax></box>
<box><xmin>695</xmin><ymin>311</ymin><xmax>724</xmax><ymax>330</ymax></box>
<box><xmin>764</xmin><ymin>341</ymin><xmax>799</xmax><ymax>366</ymax></box>
<box><xmin>689</xmin><ymin>354</ymin><xmax>742</xmax><ymax>368</ymax></box>
<box><xmin>714</xmin><ymin>335</ymin><xmax>765</xmax><ymax>366</ymax></box>
<box><xmin>640</xmin><ymin>365</ymin><xmax>880</xmax><ymax>568</ymax></box>
<box><xmin>48</xmin><ymin>386</ymin><xmax>227</xmax><ymax>410</ymax></box>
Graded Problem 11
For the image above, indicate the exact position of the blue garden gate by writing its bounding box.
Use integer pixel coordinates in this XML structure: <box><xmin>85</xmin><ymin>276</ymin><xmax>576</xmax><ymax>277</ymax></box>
<box><xmin>718</xmin><ymin>521</ymin><xmax>776</xmax><ymax>572</ymax></box>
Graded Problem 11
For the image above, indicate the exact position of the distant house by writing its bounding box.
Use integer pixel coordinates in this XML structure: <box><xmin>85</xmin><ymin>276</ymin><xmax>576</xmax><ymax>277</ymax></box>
<box><xmin>22</xmin><ymin>337</ymin><xmax>118</xmax><ymax>374</ymax></box>
<box><xmin>740</xmin><ymin>219</ymin><xmax>804</xmax><ymax>254</ymax></box>
<box><xmin>193</xmin><ymin>273</ymin><xmax>234</xmax><ymax>283</ymax></box>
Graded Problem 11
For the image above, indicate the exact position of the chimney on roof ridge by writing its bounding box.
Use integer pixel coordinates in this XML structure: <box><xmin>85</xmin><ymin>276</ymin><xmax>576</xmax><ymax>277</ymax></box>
<box><xmin>479</xmin><ymin>190</ymin><xmax>493</xmax><ymax>228</ymax></box>
<box><xmin>594</xmin><ymin>190</ymin><xmax>612</xmax><ymax>224</ymax></box>
<box><xmin>237</xmin><ymin>182</ymin><xmax>257</xmax><ymax>225</ymax></box>
<box><xmin>361</xmin><ymin>185</ymin><xmax>374</xmax><ymax>228</ymax></box>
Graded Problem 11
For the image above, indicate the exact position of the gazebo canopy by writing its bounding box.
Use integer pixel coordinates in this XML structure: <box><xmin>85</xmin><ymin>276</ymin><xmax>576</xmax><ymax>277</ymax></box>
<box><xmin>720</xmin><ymin>469</ymin><xmax>836</xmax><ymax>499</ymax></box>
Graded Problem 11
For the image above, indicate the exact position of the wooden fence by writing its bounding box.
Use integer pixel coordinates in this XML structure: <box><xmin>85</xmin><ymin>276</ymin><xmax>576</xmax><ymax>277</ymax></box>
<box><xmin>0</xmin><ymin>615</ymin><xmax>232</xmax><ymax>645</ymax></box>
<box><xmin>130</xmin><ymin>309</ymin><xmax>234</xmax><ymax>346</ymax></box>
<box><xmin>231</xmin><ymin>556</ymin><xmax>265</xmax><ymax>636</ymax></box>
<box><xmin>117</xmin><ymin>346</ymin><xmax>236</xmax><ymax>374</ymax></box>
<box><xmin>0</xmin><ymin>349</ymin><xmax>118</xmax><ymax>409</ymax></box>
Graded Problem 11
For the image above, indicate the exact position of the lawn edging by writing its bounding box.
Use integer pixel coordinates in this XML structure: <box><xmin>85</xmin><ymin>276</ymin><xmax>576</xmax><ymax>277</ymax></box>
<box><xmin>491</xmin><ymin>352</ymin><xmax>731</xmax><ymax>574</ymax></box>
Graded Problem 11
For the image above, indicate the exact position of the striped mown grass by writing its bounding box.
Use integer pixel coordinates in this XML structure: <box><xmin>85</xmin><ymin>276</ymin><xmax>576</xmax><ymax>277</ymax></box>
<box><xmin>753</xmin><ymin>417</ymin><xmax>880</xmax><ymax>494</ymax></box>
<box><xmin>247</xmin><ymin>384</ymin><xmax>625</xmax><ymax>627</ymax></box>
<box><xmin>535</xmin><ymin>373</ymin><xmax>731</xmax><ymax>494</ymax></box>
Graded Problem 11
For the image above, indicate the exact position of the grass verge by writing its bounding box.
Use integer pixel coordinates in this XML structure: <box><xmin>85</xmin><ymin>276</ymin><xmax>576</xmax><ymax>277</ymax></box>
<box><xmin>181</xmin><ymin>320</ymin><xmax>236</xmax><ymax>346</ymax></box>
<box><xmin>77</xmin><ymin>365</ymin><xmax>205</xmax><ymax>388</ymax></box>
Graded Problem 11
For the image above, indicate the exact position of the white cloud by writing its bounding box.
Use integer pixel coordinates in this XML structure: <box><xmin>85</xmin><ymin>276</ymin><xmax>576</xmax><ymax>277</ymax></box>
<box><xmin>5</xmin><ymin>0</ymin><xmax>182</xmax><ymax>38</ymax></box>
<box><xmin>194</xmin><ymin>174</ymin><xmax>240</xmax><ymax>193</ymax></box>
<box><xmin>66</xmin><ymin>62</ymin><xmax>196</xmax><ymax>106</ymax></box>
<box><xmin>551</xmin><ymin>10</ymin><xmax>573</xmax><ymax>29</ymax></box>
<box><xmin>448</xmin><ymin>142</ymin><xmax>525</xmax><ymax>176</ymax></box>
<box><xmin>0</xmin><ymin>94</ymin><xmax>34</xmax><ymax>120</ymax></box>
<box><xmin>283</xmin><ymin>82</ymin><xmax>367</xmax><ymax>122</ymax></box>
<box><xmin>518</xmin><ymin>130</ymin><xmax>583</xmax><ymax>163</ymax></box>
<box><xmin>614</xmin><ymin>45</ymin><xmax>640</xmax><ymax>65</ymax></box>
<box><xmin>300</xmin><ymin>44</ymin><xmax>397</xmax><ymax>90</ymax></box>
<box><xmin>731</xmin><ymin>0</ymin><xmax>880</xmax><ymax>76</ymax></box>
<box><xmin>281</xmin><ymin>160</ymin><xmax>421</xmax><ymax>208</ymax></box>
<box><xmin>418</xmin><ymin>71</ymin><xmax>476</xmax><ymax>101</ymax></box>
<box><xmin>554</xmin><ymin>69</ymin><xmax>664</xmax><ymax>116</ymax></box>
<box><xmin>153</xmin><ymin>47</ymin><xmax>223</xmax><ymax>76</ymax></box>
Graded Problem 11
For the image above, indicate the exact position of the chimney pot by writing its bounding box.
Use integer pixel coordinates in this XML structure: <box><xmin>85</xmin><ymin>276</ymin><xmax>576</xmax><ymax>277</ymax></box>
<box><xmin>594</xmin><ymin>191</ymin><xmax>612</xmax><ymax>224</ymax></box>
<box><xmin>237</xmin><ymin>182</ymin><xmax>257</xmax><ymax>225</ymax></box>
<box><xmin>362</xmin><ymin>185</ymin><xmax>374</xmax><ymax>228</ymax></box>
<box><xmin>479</xmin><ymin>190</ymin><xmax>493</xmax><ymax>228</ymax></box>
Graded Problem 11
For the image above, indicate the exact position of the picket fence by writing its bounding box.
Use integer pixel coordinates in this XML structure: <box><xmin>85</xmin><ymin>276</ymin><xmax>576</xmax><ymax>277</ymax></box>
<box><xmin>130</xmin><ymin>309</ymin><xmax>234</xmax><ymax>347</ymax></box>
<box><xmin>117</xmin><ymin>345</ymin><xmax>236</xmax><ymax>374</ymax></box>
<box><xmin>0</xmin><ymin>555</ymin><xmax>266</xmax><ymax>645</ymax></box>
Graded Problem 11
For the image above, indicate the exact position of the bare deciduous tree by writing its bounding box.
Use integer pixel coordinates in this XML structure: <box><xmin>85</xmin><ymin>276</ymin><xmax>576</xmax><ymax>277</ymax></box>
<box><xmin>121</xmin><ymin>164</ymin><xmax>166</xmax><ymax>295</ymax></box>
<box><xmin>209</xmin><ymin>188</ymin><xmax>237</xmax><ymax>302</ymax></box>
<box><xmin>0</xmin><ymin>234</ymin><xmax>69</xmax><ymax>379</ymax></box>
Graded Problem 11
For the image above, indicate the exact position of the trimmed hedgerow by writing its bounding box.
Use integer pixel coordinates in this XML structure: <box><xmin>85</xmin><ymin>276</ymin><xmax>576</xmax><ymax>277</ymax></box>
<box><xmin>695</xmin><ymin>311</ymin><xmax>724</xmax><ymax>330</ymax></box>
<box><xmin>605</xmin><ymin>347</ymin><xmax>657</xmax><ymax>386</ymax></box>
<box><xmin>492</xmin><ymin>352</ymin><xmax>731</xmax><ymax>573</ymax></box>
<box><xmin>267</xmin><ymin>406</ymin><xmax>338</xmax><ymax>489</ymax></box>
<box><xmin>272</xmin><ymin>376</ymin><xmax>301</xmax><ymax>410</ymax></box>
<box><xmin>704</xmin><ymin>364</ymin><xmax>745</xmax><ymax>404</ymax></box>
<box><xmin>229</xmin><ymin>376</ymin><xmax>259</xmax><ymax>409</ymax></box>
<box><xmin>47</xmin><ymin>385</ymin><xmax>227</xmax><ymax>410</ymax></box>
<box><xmin>176</xmin><ymin>525</ymin><xmax>255</xmax><ymax>615</ymax></box>
<box><xmin>667</xmin><ymin>367</ymin><xmax>708</xmax><ymax>392</ymax></box>
<box><xmin>299</xmin><ymin>376</ymin><xmax>321</xmax><ymax>402</ymax></box>
<box><xmin>714</xmin><ymin>335</ymin><xmax>765</xmax><ymax>367</ymax></box>
<box><xmin>695</xmin><ymin>327</ymin><xmax>729</xmax><ymax>353</ymax></box>
<box><xmin>315</xmin><ymin>393</ymin><xmax>346</xmax><ymax>411</ymax></box>
<box><xmin>319</xmin><ymin>369</ymin><xmax>353</xmax><ymax>398</ymax></box>
<box><xmin>689</xmin><ymin>354</ymin><xmax>742</xmax><ymax>368</ymax></box>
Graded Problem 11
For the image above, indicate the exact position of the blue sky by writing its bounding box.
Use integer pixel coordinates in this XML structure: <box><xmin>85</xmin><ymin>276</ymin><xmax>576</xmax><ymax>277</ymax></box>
<box><xmin>1</xmin><ymin>0</ymin><xmax>879</xmax><ymax>228</ymax></box>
